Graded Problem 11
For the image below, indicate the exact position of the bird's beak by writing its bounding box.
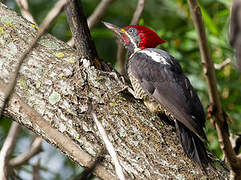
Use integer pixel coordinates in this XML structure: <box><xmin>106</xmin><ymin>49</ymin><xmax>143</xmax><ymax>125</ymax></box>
<box><xmin>102</xmin><ymin>21</ymin><xmax>124</xmax><ymax>40</ymax></box>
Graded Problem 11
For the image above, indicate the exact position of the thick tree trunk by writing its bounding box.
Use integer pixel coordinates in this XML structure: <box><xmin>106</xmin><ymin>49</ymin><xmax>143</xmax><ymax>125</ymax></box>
<box><xmin>0</xmin><ymin>3</ymin><xmax>228</xmax><ymax>179</ymax></box>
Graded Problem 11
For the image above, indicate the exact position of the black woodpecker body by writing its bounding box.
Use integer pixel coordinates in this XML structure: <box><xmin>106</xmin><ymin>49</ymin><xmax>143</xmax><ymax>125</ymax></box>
<box><xmin>103</xmin><ymin>22</ymin><xmax>212</xmax><ymax>171</ymax></box>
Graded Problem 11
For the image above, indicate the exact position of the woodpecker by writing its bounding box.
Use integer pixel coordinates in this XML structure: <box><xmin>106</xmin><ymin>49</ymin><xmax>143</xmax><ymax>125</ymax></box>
<box><xmin>104</xmin><ymin>22</ymin><xmax>213</xmax><ymax>171</ymax></box>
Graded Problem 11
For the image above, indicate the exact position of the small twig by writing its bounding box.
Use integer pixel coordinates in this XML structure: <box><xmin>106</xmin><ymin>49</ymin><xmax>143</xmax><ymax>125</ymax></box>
<box><xmin>88</xmin><ymin>0</ymin><xmax>115</xmax><ymax>29</ymax></box>
<box><xmin>0</xmin><ymin>0</ymin><xmax>69</xmax><ymax>118</ymax></box>
<box><xmin>116</xmin><ymin>0</ymin><xmax>147</xmax><ymax>74</ymax></box>
<box><xmin>32</xmin><ymin>159</ymin><xmax>41</xmax><ymax>180</ymax></box>
<box><xmin>188</xmin><ymin>0</ymin><xmax>241</xmax><ymax>179</ymax></box>
<box><xmin>88</xmin><ymin>101</ymin><xmax>125</xmax><ymax>180</ymax></box>
<box><xmin>0</xmin><ymin>122</ymin><xmax>21</xmax><ymax>179</ymax></box>
<box><xmin>9</xmin><ymin>137</ymin><xmax>42</xmax><ymax>167</ymax></box>
<box><xmin>130</xmin><ymin>0</ymin><xmax>147</xmax><ymax>25</ymax></box>
<box><xmin>67</xmin><ymin>0</ymin><xmax>115</xmax><ymax>47</ymax></box>
<box><xmin>16</xmin><ymin>0</ymin><xmax>35</xmax><ymax>23</ymax></box>
<box><xmin>214</xmin><ymin>58</ymin><xmax>232</xmax><ymax>70</ymax></box>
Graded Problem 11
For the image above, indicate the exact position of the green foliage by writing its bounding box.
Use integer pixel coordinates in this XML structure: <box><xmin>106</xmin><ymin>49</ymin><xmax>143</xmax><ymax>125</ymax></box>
<box><xmin>0</xmin><ymin>116</ymin><xmax>12</xmax><ymax>147</ymax></box>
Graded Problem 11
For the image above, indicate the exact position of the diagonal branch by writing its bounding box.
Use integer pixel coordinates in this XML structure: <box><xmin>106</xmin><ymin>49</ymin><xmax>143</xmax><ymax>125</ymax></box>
<box><xmin>65</xmin><ymin>0</ymin><xmax>100</xmax><ymax>68</ymax></box>
<box><xmin>0</xmin><ymin>0</ymin><xmax>69</xmax><ymax>118</ymax></box>
<box><xmin>9</xmin><ymin>137</ymin><xmax>42</xmax><ymax>167</ymax></box>
<box><xmin>88</xmin><ymin>101</ymin><xmax>125</xmax><ymax>180</ymax></box>
<box><xmin>15</xmin><ymin>0</ymin><xmax>35</xmax><ymax>23</ymax></box>
<box><xmin>88</xmin><ymin>0</ymin><xmax>115</xmax><ymax>29</ymax></box>
<box><xmin>1</xmin><ymin>85</ymin><xmax>115</xmax><ymax>179</ymax></box>
<box><xmin>67</xmin><ymin>0</ymin><xmax>115</xmax><ymax>47</ymax></box>
<box><xmin>188</xmin><ymin>0</ymin><xmax>241</xmax><ymax>179</ymax></box>
<box><xmin>130</xmin><ymin>0</ymin><xmax>147</xmax><ymax>25</ymax></box>
<box><xmin>0</xmin><ymin>2</ymin><xmax>67</xmax><ymax>177</ymax></box>
<box><xmin>0</xmin><ymin>122</ymin><xmax>21</xmax><ymax>179</ymax></box>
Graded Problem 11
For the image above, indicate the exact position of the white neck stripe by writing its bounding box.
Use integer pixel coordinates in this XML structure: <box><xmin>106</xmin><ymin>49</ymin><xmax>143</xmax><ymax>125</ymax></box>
<box><xmin>139</xmin><ymin>50</ymin><xmax>169</xmax><ymax>65</ymax></box>
<box><xmin>125</xmin><ymin>32</ymin><xmax>138</xmax><ymax>49</ymax></box>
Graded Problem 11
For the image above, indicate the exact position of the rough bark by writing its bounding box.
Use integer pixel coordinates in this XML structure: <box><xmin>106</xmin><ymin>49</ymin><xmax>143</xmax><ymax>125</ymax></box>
<box><xmin>0</xmin><ymin>3</ymin><xmax>229</xmax><ymax>179</ymax></box>
<box><xmin>65</xmin><ymin>0</ymin><xmax>100</xmax><ymax>68</ymax></box>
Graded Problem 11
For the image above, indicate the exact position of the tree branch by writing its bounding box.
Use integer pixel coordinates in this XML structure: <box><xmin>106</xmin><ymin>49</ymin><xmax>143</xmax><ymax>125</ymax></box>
<box><xmin>0</xmin><ymin>0</ymin><xmax>69</xmax><ymax>118</ymax></box>
<box><xmin>77</xmin><ymin>149</ymin><xmax>104</xmax><ymax>180</ymax></box>
<box><xmin>88</xmin><ymin>101</ymin><xmax>125</xmax><ymax>180</ymax></box>
<box><xmin>32</xmin><ymin>159</ymin><xmax>41</xmax><ymax>180</ymax></box>
<box><xmin>88</xmin><ymin>0</ymin><xmax>114</xmax><ymax>29</ymax></box>
<box><xmin>214</xmin><ymin>58</ymin><xmax>232</xmax><ymax>70</ymax></box>
<box><xmin>16</xmin><ymin>0</ymin><xmax>35</xmax><ymax>23</ymax></box>
<box><xmin>130</xmin><ymin>0</ymin><xmax>147</xmax><ymax>25</ymax></box>
<box><xmin>3</xmin><ymin>88</ymin><xmax>115</xmax><ymax>179</ymax></box>
<box><xmin>65</xmin><ymin>0</ymin><xmax>100</xmax><ymax>68</ymax></box>
<box><xmin>9</xmin><ymin>137</ymin><xmax>42</xmax><ymax>167</ymax></box>
<box><xmin>188</xmin><ymin>0</ymin><xmax>241</xmax><ymax>179</ymax></box>
<box><xmin>67</xmin><ymin>0</ymin><xmax>115</xmax><ymax>47</ymax></box>
<box><xmin>0</xmin><ymin>3</ymin><xmax>229</xmax><ymax>179</ymax></box>
<box><xmin>0</xmin><ymin>122</ymin><xmax>21</xmax><ymax>179</ymax></box>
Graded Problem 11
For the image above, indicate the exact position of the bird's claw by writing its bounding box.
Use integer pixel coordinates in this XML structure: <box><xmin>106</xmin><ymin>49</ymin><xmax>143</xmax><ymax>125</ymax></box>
<box><xmin>117</xmin><ymin>85</ymin><xmax>139</xmax><ymax>99</ymax></box>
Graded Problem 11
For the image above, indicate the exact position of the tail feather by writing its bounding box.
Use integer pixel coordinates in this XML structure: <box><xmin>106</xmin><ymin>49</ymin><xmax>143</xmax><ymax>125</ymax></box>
<box><xmin>175</xmin><ymin>120</ymin><xmax>212</xmax><ymax>172</ymax></box>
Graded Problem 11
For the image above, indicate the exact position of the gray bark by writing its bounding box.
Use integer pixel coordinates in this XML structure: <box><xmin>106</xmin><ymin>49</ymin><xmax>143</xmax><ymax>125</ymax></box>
<box><xmin>65</xmin><ymin>0</ymin><xmax>99</xmax><ymax>62</ymax></box>
<box><xmin>0</xmin><ymin>3</ymin><xmax>229</xmax><ymax>179</ymax></box>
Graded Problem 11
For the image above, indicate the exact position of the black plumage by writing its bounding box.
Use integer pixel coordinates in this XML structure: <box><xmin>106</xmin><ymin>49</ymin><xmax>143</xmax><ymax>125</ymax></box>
<box><xmin>127</xmin><ymin>48</ymin><xmax>211</xmax><ymax>170</ymax></box>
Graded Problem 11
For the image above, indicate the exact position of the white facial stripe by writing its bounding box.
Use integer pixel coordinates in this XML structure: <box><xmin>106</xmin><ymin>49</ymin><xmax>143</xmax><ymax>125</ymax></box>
<box><xmin>129</xmin><ymin>48</ymin><xmax>141</xmax><ymax>59</ymax></box>
<box><xmin>125</xmin><ymin>31</ymin><xmax>138</xmax><ymax>49</ymax></box>
<box><xmin>141</xmin><ymin>50</ymin><xmax>169</xmax><ymax>65</ymax></box>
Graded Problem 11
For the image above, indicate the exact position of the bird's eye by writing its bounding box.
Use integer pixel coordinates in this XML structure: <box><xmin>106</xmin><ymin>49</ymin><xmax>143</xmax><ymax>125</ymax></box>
<box><xmin>128</xmin><ymin>28</ymin><xmax>136</xmax><ymax>35</ymax></box>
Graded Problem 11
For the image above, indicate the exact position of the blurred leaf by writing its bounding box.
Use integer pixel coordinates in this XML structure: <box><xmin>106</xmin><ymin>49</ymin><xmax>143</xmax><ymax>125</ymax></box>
<box><xmin>199</xmin><ymin>3</ymin><xmax>219</xmax><ymax>35</ymax></box>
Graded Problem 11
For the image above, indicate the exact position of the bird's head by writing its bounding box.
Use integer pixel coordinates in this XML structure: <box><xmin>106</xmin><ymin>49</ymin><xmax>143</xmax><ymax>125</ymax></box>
<box><xmin>103</xmin><ymin>22</ymin><xmax>165</xmax><ymax>54</ymax></box>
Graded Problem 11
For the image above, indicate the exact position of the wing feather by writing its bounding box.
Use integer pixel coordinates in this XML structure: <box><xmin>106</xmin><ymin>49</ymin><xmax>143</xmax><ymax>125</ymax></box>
<box><xmin>128</xmin><ymin>49</ymin><xmax>206</xmax><ymax>141</ymax></box>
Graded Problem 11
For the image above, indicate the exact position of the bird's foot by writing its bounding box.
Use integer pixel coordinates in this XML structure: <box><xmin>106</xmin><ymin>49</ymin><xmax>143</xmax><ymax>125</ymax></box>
<box><xmin>102</xmin><ymin>71</ymin><xmax>139</xmax><ymax>99</ymax></box>
<box><xmin>117</xmin><ymin>85</ymin><xmax>137</xmax><ymax>97</ymax></box>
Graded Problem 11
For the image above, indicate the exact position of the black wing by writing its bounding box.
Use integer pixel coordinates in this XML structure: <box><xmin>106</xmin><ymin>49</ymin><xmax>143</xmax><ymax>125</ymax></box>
<box><xmin>128</xmin><ymin>48</ymin><xmax>207</xmax><ymax>141</ymax></box>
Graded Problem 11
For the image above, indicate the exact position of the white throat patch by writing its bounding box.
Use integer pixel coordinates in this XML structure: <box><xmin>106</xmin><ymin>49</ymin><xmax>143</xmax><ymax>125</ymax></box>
<box><xmin>129</xmin><ymin>48</ymin><xmax>141</xmax><ymax>59</ymax></box>
<box><xmin>141</xmin><ymin>50</ymin><xmax>169</xmax><ymax>65</ymax></box>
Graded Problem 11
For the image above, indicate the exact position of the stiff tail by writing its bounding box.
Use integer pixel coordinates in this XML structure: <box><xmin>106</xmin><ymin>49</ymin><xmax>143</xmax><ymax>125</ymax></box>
<box><xmin>175</xmin><ymin>120</ymin><xmax>212</xmax><ymax>172</ymax></box>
